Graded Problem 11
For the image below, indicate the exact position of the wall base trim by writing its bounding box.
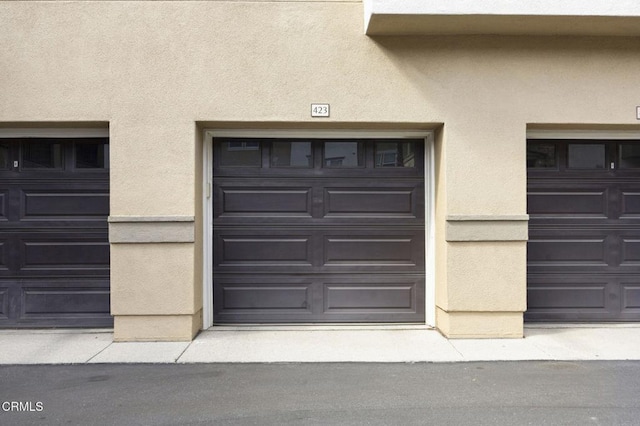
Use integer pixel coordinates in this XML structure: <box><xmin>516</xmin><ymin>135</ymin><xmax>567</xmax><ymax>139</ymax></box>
<box><xmin>436</xmin><ymin>307</ymin><xmax>523</xmax><ymax>338</ymax></box>
<box><xmin>113</xmin><ymin>311</ymin><xmax>202</xmax><ymax>342</ymax></box>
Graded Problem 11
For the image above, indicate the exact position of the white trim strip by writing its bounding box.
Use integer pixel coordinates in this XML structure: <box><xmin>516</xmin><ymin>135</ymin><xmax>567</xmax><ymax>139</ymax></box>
<box><xmin>203</xmin><ymin>129</ymin><xmax>435</xmax><ymax>329</ymax></box>
<box><xmin>203</xmin><ymin>131</ymin><xmax>214</xmax><ymax>329</ymax></box>
<box><xmin>527</xmin><ymin>129</ymin><xmax>640</xmax><ymax>140</ymax></box>
<box><xmin>208</xmin><ymin>129</ymin><xmax>433</xmax><ymax>140</ymax></box>
<box><xmin>424</xmin><ymin>133</ymin><xmax>435</xmax><ymax>327</ymax></box>
<box><xmin>366</xmin><ymin>0</ymin><xmax>640</xmax><ymax>17</ymax></box>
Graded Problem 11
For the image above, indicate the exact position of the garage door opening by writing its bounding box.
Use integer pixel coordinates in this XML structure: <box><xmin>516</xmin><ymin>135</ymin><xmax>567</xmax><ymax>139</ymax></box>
<box><xmin>0</xmin><ymin>135</ymin><xmax>111</xmax><ymax>327</ymax></box>
<box><xmin>207</xmin><ymin>133</ymin><xmax>432</xmax><ymax>324</ymax></box>
<box><xmin>527</xmin><ymin>138</ymin><xmax>640</xmax><ymax>322</ymax></box>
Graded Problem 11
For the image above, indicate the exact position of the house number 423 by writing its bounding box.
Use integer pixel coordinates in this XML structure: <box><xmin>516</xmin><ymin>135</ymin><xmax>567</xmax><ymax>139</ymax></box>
<box><xmin>311</xmin><ymin>104</ymin><xmax>330</xmax><ymax>118</ymax></box>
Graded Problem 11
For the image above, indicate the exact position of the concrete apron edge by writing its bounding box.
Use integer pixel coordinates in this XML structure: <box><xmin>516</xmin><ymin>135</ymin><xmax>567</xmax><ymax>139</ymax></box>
<box><xmin>2</xmin><ymin>326</ymin><xmax>640</xmax><ymax>364</ymax></box>
<box><xmin>2</xmin><ymin>323</ymin><xmax>635</xmax><ymax>335</ymax></box>
<box><xmin>524</xmin><ymin>323</ymin><xmax>640</xmax><ymax>329</ymax></box>
<box><xmin>205</xmin><ymin>324</ymin><xmax>436</xmax><ymax>332</ymax></box>
<box><xmin>0</xmin><ymin>328</ymin><xmax>114</xmax><ymax>335</ymax></box>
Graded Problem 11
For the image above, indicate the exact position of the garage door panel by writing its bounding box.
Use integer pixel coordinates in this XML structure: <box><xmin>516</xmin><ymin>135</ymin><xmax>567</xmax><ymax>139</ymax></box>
<box><xmin>215</xmin><ymin>231</ymin><xmax>423</xmax><ymax>273</ymax></box>
<box><xmin>0</xmin><ymin>287</ymin><xmax>8</xmax><ymax>320</ymax></box>
<box><xmin>0</xmin><ymin>241</ymin><xmax>7</xmax><ymax>272</ymax></box>
<box><xmin>324</xmin><ymin>282</ymin><xmax>418</xmax><ymax>312</ymax></box>
<box><xmin>622</xmin><ymin>284</ymin><xmax>640</xmax><ymax>310</ymax></box>
<box><xmin>0</xmin><ymin>190</ymin><xmax>6</xmax><ymax>220</ymax></box>
<box><xmin>526</xmin><ymin>310</ymin><xmax>617</xmax><ymax>322</ymax></box>
<box><xmin>0</xmin><ymin>278</ymin><xmax>112</xmax><ymax>327</ymax></box>
<box><xmin>219</xmin><ymin>236</ymin><xmax>312</xmax><ymax>265</ymax></box>
<box><xmin>620</xmin><ymin>191</ymin><xmax>640</xmax><ymax>217</ymax></box>
<box><xmin>217</xmin><ymin>216</ymin><xmax>424</xmax><ymax>228</ymax></box>
<box><xmin>21</xmin><ymin>240</ymin><xmax>109</xmax><ymax>271</ymax></box>
<box><xmin>320</xmin><ymin>275</ymin><xmax>424</xmax><ymax>321</ymax></box>
<box><xmin>526</xmin><ymin>275</ymin><xmax>621</xmax><ymax>320</ymax></box>
<box><xmin>324</xmin><ymin>188</ymin><xmax>418</xmax><ymax>217</ymax></box>
<box><xmin>529</xmin><ymin>230</ymin><xmax>640</xmax><ymax>269</ymax></box>
<box><xmin>216</xmin><ymin>181</ymin><xmax>423</xmax><ymax>223</ymax></box>
<box><xmin>214</xmin><ymin>276</ymin><xmax>315</xmax><ymax>319</ymax></box>
<box><xmin>219</xmin><ymin>187</ymin><xmax>312</xmax><ymax>216</ymax></box>
<box><xmin>324</xmin><ymin>234</ymin><xmax>422</xmax><ymax>267</ymax></box>
<box><xmin>527</xmin><ymin>237</ymin><xmax>608</xmax><ymax>265</ymax></box>
<box><xmin>21</xmin><ymin>285</ymin><xmax>110</xmax><ymax>316</ymax></box>
<box><xmin>22</xmin><ymin>190</ymin><xmax>109</xmax><ymax>218</ymax></box>
<box><xmin>528</xmin><ymin>189</ymin><xmax>608</xmax><ymax>217</ymax></box>
<box><xmin>620</xmin><ymin>238</ymin><xmax>640</xmax><ymax>265</ymax></box>
<box><xmin>213</xmin><ymin>275</ymin><xmax>425</xmax><ymax>323</ymax></box>
<box><xmin>219</xmin><ymin>286</ymin><xmax>312</xmax><ymax>311</ymax></box>
<box><xmin>215</xmin><ymin>229</ymin><xmax>315</xmax><ymax>270</ymax></box>
<box><xmin>0</xmin><ymin>234</ymin><xmax>20</xmax><ymax>274</ymax></box>
<box><xmin>527</xmin><ymin>283</ymin><xmax>607</xmax><ymax>309</ymax></box>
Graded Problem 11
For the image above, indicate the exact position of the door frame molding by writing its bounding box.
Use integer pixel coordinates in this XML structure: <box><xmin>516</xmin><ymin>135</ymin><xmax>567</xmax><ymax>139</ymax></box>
<box><xmin>527</xmin><ymin>129</ymin><xmax>640</xmax><ymax>140</ymax></box>
<box><xmin>202</xmin><ymin>129</ymin><xmax>435</xmax><ymax>328</ymax></box>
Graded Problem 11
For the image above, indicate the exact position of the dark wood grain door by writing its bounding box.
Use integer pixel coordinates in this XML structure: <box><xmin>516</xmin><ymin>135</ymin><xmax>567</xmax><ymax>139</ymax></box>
<box><xmin>213</xmin><ymin>138</ymin><xmax>426</xmax><ymax>323</ymax></box>
<box><xmin>527</xmin><ymin>139</ymin><xmax>640</xmax><ymax>321</ymax></box>
<box><xmin>0</xmin><ymin>138</ymin><xmax>111</xmax><ymax>327</ymax></box>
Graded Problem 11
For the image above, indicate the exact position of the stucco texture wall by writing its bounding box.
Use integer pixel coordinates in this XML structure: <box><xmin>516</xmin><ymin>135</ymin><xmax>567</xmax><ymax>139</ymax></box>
<box><xmin>1</xmin><ymin>1</ymin><xmax>640</xmax><ymax>339</ymax></box>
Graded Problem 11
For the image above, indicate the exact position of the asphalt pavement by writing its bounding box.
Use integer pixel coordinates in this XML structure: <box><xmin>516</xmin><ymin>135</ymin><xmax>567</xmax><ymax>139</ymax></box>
<box><xmin>1</xmin><ymin>361</ymin><xmax>639</xmax><ymax>425</ymax></box>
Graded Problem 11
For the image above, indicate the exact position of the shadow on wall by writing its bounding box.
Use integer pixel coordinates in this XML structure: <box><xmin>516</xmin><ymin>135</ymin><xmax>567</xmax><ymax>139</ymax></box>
<box><xmin>367</xmin><ymin>35</ymin><xmax>640</xmax><ymax>121</ymax></box>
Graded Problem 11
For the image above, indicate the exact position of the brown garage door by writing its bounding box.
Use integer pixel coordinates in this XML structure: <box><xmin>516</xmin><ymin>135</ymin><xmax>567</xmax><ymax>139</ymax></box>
<box><xmin>527</xmin><ymin>139</ymin><xmax>640</xmax><ymax>321</ymax></box>
<box><xmin>0</xmin><ymin>138</ymin><xmax>111</xmax><ymax>327</ymax></box>
<box><xmin>213</xmin><ymin>137</ymin><xmax>425</xmax><ymax>323</ymax></box>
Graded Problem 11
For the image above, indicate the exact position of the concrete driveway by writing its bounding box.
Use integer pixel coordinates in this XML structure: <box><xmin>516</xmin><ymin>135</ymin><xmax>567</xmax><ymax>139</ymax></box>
<box><xmin>1</xmin><ymin>325</ymin><xmax>640</xmax><ymax>364</ymax></box>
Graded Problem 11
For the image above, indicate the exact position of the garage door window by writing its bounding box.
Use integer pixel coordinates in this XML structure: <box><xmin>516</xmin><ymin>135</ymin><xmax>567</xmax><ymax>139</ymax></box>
<box><xmin>0</xmin><ymin>144</ymin><xmax>9</xmax><ymax>169</ymax></box>
<box><xmin>271</xmin><ymin>141</ymin><xmax>312</xmax><ymax>167</ymax></box>
<box><xmin>375</xmin><ymin>142</ymin><xmax>416</xmax><ymax>167</ymax></box>
<box><xmin>567</xmin><ymin>143</ymin><xmax>606</xmax><ymax>169</ymax></box>
<box><xmin>527</xmin><ymin>142</ymin><xmax>556</xmax><ymax>169</ymax></box>
<box><xmin>323</xmin><ymin>142</ymin><xmax>363</xmax><ymax>167</ymax></box>
<box><xmin>219</xmin><ymin>140</ymin><xmax>261</xmax><ymax>167</ymax></box>
<box><xmin>22</xmin><ymin>142</ymin><xmax>63</xmax><ymax>169</ymax></box>
<box><xmin>619</xmin><ymin>144</ymin><xmax>640</xmax><ymax>169</ymax></box>
<box><xmin>75</xmin><ymin>141</ymin><xmax>109</xmax><ymax>169</ymax></box>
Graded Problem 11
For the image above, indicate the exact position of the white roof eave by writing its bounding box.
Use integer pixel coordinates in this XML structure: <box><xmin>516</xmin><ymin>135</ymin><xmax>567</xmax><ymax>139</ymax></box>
<box><xmin>364</xmin><ymin>0</ymin><xmax>640</xmax><ymax>36</ymax></box>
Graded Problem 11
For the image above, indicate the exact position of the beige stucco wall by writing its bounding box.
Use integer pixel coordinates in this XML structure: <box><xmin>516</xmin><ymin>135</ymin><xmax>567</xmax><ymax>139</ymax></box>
<box><xmin>2</xmin><ymin>1</ymin><xmax>640</xmax><ymax>340</ymax></box>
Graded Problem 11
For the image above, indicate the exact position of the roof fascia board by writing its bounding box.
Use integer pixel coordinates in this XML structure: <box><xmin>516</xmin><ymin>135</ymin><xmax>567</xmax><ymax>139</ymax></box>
<box><xmin>365</xmin><ymin>0</ymin><xmax>640</xmax><ymax>36</ymax></box>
